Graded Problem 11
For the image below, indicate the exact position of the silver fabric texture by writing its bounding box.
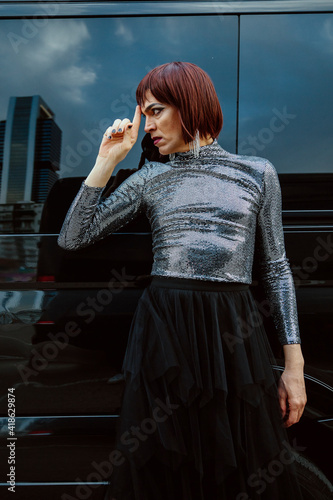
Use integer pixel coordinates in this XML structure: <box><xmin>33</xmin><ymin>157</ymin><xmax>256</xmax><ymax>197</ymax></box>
<box><xmin>58</xmin><ymin>140</ymin><xmax>301</xmax><ymax>345</ymax></box>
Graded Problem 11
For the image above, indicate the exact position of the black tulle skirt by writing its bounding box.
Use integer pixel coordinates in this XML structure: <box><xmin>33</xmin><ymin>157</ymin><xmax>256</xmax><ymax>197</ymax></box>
<box><xmin>104</xmin><ymin>276</ymin><xmax>304</xmax><ymax>500</ymax></box>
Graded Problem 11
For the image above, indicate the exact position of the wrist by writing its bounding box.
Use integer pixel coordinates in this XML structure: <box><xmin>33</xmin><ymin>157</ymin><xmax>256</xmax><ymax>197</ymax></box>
<box><xmin>284</xmin><ymin>361</ymin><xmax>304</xmax><ymax>373</ymax></box>
<box><xmin>85</xmin><ymin>155</ymin><xmax>117</xmax><ymax>187</ymax></box>
<box><xmin>282</xmin><ymin>343</ymin><xmax>304</xmax><ymax>370</ymax></box>
<box><xmin>94</xmin><ymin>154</ymin><xmax>117</xmax><ymax>169</ymax></box>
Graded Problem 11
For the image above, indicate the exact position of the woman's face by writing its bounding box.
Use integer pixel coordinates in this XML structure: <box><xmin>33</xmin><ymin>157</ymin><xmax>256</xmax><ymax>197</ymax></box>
<box><xmin>141</xmin><ymin>90</ymin><xmax>188</xmax><ymax>156</ymax></box>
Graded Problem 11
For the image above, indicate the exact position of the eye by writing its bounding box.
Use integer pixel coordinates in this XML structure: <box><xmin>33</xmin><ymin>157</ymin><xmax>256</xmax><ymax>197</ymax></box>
<box><xmin>152</xmin><ymin>107</ymin><xmax>163</xmax><ymax>116</ymax></box>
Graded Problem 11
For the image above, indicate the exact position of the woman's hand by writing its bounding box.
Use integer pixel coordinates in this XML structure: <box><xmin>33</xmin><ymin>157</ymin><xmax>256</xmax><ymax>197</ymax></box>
<box><xmin>85</xmin><ymin>105</ymin><xmax>141</xmax><ymax>187</ymax></box>
<box><xmin>98</xmin><ymin>105</ymin><xmax>141</xmax><ymax>165</ymax></box>
<box><xmin>278</xmin><ymin>344</ymin><xmax>307</xmax><ymax>427</ymax></box>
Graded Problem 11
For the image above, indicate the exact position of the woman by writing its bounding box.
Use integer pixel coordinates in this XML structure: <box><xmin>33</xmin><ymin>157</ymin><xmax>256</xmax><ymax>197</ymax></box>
<box><xmin>58</xmin><ymin>62</ymin><xmax>306</xmax><ymax>500</ymax></box>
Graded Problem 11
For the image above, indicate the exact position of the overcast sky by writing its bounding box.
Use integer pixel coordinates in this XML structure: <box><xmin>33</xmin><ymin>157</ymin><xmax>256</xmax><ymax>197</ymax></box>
<box><xmin>0</xmin><ymin>13</ymin><xmax>332</xmax><ymax>176</ymax></box>
<box><xmin>0</xmin><ymin>15</ymin><xmax>238</xmax><ymax>177</ymax></box>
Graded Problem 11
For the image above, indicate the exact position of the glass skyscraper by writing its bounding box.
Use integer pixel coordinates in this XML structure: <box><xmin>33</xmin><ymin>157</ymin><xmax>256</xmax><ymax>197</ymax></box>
<box><xmin>0</xmin><ymin>95</ymin><xmax>61</xmax><ymax>205</ymax></box>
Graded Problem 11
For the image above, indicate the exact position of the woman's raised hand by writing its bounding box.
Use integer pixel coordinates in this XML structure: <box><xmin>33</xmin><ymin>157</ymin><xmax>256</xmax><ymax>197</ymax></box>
<box><xmin>84</xmin><ymin>106</ymin><xmax>141</xmax><ymax>187</ymax></box>
<box><xmin>98</xmin><ymin>105</ymin><xmax>142</xmax><ymax>166</ymax></box>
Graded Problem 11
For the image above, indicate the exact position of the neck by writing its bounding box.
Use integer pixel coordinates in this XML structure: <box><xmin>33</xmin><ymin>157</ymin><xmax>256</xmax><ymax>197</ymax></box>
<box><xmin>186</xmin><ymin>135</ymin><xmax>214</xmax><ymax>152</ymax></box>
<box><xmin>200</xmin><ymin>136</ymin><xmax>214</xmax><ymax>147</ymax></box>
<box><xmin>172</xmin><ymin>135</ymin><xmax>214</xmax><ymax>154</ymax></box>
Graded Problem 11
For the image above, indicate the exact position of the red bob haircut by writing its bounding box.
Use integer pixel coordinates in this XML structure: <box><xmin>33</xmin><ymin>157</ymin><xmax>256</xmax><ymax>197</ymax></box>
<box><xmin>136</xmin><ymin>62</ymin><xmax>223</xmax><ymax>144</ymax></box>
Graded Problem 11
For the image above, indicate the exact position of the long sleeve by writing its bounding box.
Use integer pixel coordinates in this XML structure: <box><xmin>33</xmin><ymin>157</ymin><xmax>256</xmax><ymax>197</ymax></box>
<box><xmin>255</xmin><ymin>160</ymin><xmax>301</xmax><ymax>345</ymax></box>
<box><xmin>57</xmin><ymin>164</ymin><xmax>149</xmax><ymax>251</ymax></box>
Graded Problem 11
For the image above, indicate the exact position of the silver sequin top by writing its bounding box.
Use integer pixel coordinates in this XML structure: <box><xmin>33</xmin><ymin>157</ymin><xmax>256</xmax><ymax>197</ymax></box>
<box><xmin>58</xmin><ymin>140</ymin><xmax>301</xmax><ymax>345</ymax></box>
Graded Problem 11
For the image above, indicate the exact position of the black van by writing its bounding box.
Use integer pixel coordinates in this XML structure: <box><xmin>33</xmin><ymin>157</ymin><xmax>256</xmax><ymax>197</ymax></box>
<box><xmin>0</xmin><ymin>1</ymin><xmax>332</xmax><ymax>499</ymax></box>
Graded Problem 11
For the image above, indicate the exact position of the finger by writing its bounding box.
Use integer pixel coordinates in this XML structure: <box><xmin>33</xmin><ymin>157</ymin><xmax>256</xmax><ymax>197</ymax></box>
<box><xmin>103</xmin><ymin>121</ymin><xmax>121</xmax><ymax>139</ymax></box>
<box><xmin>295</xmin><ymin>401</ymin><xmax>306</xmax><ymax>423</ymax></box>
<box><xmin>102</xmin><ymin>128</ymin><xmax>112</xmax><ymax>141</ymax></box>
<box><xmin>279</xmin><ymin>397</ymin><xmax>287</xmax><ymax>420</ymax></box>
<box><xmin>117</xmin><ymin>118</ymin><xmax>131</xmax><ymax>133</ymax></box>
<box><xmin>284</xmin><ymin>407</ymin><xmax>298</xmax><ymax>427</ymax></box>
<box><xmin>106</xmin><ymin>119</ymin><xmax>122</xmax><ymax>136</ymax></box>
<box><xmin>277</xmin><ymin>382</ymin><xmax>287</xmax><ymax>419</ymax></box>
<box><xmin>123</xmin><ymin>107</ymin><xmax>141</xmax><ymax>144</ymax></box>
<box><xmin>284</xmin><ymin>399</ymin><xmax>306</xmax><ymax>427</ymax></box>
<box><xmin>131</xmin><ymin>105</ymin><xmax>141</xmax><ymax>133</ymax></box>
<box><xmin>112</xmin><ymin>119</ymin><xmax>122</xmax><ymax>131</ymax></box>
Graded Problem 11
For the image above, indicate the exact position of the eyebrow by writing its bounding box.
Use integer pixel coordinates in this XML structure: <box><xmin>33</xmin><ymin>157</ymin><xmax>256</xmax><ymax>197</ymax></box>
<box><xmin>141</xmin><ymin>102</ymin><xmax>163</xmax><ymax>115</ymax></box>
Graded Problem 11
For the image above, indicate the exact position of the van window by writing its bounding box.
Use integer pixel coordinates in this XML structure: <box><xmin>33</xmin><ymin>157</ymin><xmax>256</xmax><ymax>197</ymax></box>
<box><xmin>239</xmin><ymin>13</ymin><xmax>333</xmax><ymax>173</ymax></box>
<box><xmin>0</xmin><ymin>15</ymin><xmax>238</xmax><ymax>232</ymax></box>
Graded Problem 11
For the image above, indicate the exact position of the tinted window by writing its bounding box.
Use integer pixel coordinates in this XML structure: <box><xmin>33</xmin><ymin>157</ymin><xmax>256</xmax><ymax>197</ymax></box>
<box><xmin>0</xmin><ymin>15</ymin><xmax>238</xmax><ymax>235</ymax></box>
<box><xmin>239</xmin><ymin>13</ymin><xmax>333</xmax><ymax>173</ymax></box>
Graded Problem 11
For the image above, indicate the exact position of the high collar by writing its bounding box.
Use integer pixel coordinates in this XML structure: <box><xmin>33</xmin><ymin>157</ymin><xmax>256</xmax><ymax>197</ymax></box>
<box><xmin>170</xmin><ymin>139</ymin><xmax>226</xmax><ymax>163</ymax></box>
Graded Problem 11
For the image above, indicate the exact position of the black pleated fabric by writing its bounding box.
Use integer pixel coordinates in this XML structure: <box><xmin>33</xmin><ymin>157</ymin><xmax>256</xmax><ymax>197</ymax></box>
<box><xmin>104</xmin><ymin>277</ymin><xmax>303</xmax><ymax>500</ymax></box>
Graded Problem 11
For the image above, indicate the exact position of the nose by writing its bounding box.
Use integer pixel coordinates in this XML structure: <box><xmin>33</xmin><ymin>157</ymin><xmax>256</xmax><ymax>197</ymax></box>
<box><xmin>144</xmin><ymin>115</ymin><xmax>156</xmax><ymax>133</ymax></box>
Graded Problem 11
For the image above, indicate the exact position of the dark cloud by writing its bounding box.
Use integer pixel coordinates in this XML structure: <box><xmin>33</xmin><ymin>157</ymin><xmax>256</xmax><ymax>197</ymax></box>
<box><xmin>1</xmin><ymin>13</ymin><xmax>331</xmax><ymax>176</ymax></box>
<box><xmin>0</xmin><ymin>16</ymin><xmax>238</xmax><ymax>177</ymax></box>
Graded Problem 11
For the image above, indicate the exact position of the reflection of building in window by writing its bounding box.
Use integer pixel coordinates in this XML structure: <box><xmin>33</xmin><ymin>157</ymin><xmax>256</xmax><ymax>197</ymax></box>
<box><xmin>0</xmin><ymin>235</ymin><xmax>41</xmax><ymax>283</ymax></box>
<box><xmin>0</xmin><ymin>95</ymin><xmax>62</xmax><ymax>233</ymax></box>
<box><xmin>0</xmin><ymin>289</ymin><xmax>45</xmax><ymax>323</ymax></box>
<box><xmin>0</xmin><ymin>203</ymin><xmax>43</xmax><ymax>234</ymax></box>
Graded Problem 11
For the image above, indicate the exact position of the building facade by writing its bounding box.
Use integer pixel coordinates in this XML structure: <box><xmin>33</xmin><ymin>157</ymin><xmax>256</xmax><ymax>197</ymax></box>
<box><xmin>0</xmin><ymin>95</ymin><xmax>61</xmax><ymax>233</ymax></box>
